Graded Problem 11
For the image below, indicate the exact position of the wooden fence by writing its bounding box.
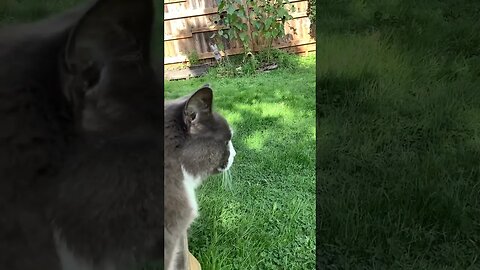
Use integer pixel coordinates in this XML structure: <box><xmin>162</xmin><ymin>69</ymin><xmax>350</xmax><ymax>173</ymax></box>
<box><xmin>164</xmin><ymin>0</ymin><xmax>315</xmax><ymax>69</ymax></box>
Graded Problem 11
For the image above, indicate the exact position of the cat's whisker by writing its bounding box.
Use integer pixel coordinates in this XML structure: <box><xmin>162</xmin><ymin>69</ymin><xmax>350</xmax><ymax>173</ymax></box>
<box><xmin>221</xmin><ymin>169</ymin><xmax>234</xmax><ymax>191</ymax></box>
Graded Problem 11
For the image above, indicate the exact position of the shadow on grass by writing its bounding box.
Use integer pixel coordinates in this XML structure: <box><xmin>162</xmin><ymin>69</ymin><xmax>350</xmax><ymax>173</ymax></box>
<box><xmin>317</xmin><ymin>0</ymin><xmax>480</xmax><ymax>269</ymax></box>
<box><xmin>318</xmin><ymin>72</ymin><xmax>480</xmax><ymax>269</ymax></box>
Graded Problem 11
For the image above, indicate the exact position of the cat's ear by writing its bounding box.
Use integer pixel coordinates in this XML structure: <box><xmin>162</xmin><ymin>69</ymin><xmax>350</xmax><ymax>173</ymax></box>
<box><xmin>184</xmin><ymin>86</ymin><xmax>213</xmax><ymax>127</ymax></box>
<box><xmin>62</xmin><ymin>0</ymin><xmax>153</xmax><ymax>91</ymax></box>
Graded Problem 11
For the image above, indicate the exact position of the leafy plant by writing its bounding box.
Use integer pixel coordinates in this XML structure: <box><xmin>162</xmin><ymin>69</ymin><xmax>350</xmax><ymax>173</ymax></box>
<box><xmin>249</xmin><ymin>0</ymin><xmax>295</xmax><ymax>49</ymax></box>
<box><xmin>257</xmin><ymin>48</ymin><xmax>297</xmax><ymax>68</ymax></box>
<box><xmin>208</xmin><ymin>57</ymin><xmax>237</xmax><ymax>77</ymax></box>
<box><xmin>215</xmin><ymin>0</ymin><xmax>295</xmax><ymax>53</ymax></box>
<box><xmin>186</xmin><ymin>50</ymin><xmax>200</xmax><ymax>65</ymax></box>
<box><xmin>240</xmin><ymin>53</ymin><xmax>259</xmax><ymax>75</ymax></box>
<box><xmin>214</xmin><ymin>0</ymin><xmax>249</xmax><ymax>51</ymax></box>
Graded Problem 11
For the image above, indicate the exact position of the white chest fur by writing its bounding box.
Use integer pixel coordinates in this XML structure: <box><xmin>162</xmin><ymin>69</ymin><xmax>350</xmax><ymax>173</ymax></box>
<box><xmin>181</xmin><ymin>166</ymin><xmax>202</xmax><ymax>219</ymax></box>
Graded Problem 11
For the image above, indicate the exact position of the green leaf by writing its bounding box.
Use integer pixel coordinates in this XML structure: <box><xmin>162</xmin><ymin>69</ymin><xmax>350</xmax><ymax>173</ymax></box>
<box><xmin>237</xmin><ymin>8</ymin><xmax>246</xmax><ymax>19</ymax></box>
<box><xmin>239</xmin><ymin>32</ymin><xmax>248</xmax><ymax>42</ymax></box>
<box><xmin>219</xmin><ymin>29</ymin><xmax>224</xmax><ymax>35</ymax></box>
<box><xmin>234</xmin><ymin>23</ymin><xmax>243</xmax><ymax>30</ymax></box>
<box><xmin>276</xmin><ymin>27</ymin><xmax>285</xmax><ymax>37</ymax></box>
<box><xmin>278</xmin><ymin>8</ymin><xmax>287</xmax><ymax>17</ymax></box>
<box><xmin>265</xmin><ymin>17</ymin><xmax>274</xmax><ymax>29</ymax></box>
<box><xmin>227</xmin><ymin>5</ymin><xmax>236</xmax><ymax>15</ymax></box>
<box><xmin>218</xmin><ymin>1</ymin><xmax>225</xmax><ymax>11</ymax></box>
<box><xmin>234</xmin><ymin>15</ymin><xmax>243</xmax><ymax>24</ymax></box>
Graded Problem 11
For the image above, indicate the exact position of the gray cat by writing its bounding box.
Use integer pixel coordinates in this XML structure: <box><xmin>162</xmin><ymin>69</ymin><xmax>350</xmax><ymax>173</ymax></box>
<box><xmin>164</xmin><ymin>86</ymin><xmax>236</xmax><ymax>270</ymax></box>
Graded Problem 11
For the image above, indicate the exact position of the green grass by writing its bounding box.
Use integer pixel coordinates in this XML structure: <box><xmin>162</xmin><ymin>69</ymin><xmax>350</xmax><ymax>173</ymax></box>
<box><xmin>165</xmin><ymin>54</ymin><xmax>316</xmax><ymax>269</ymax></box>
<box><xmin>318</xmin><ymin>0</ymin><xmax>480</xmax><ymax>269</ymax></box>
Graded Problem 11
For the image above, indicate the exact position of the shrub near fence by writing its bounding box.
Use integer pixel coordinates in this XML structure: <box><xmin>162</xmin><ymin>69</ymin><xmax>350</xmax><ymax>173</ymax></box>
<box><xmin>164</xmin><ymin>0</ymin><xmax>315</xmax><ymax>69</ymax></box>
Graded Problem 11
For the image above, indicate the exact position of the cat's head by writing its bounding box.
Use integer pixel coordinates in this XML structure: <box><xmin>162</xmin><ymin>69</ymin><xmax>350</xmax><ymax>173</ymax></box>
<box><xmin>177</xmin><ymin>85</ymin><xmax>236</xmax><ymax>178</ymax></box>
<box><xmin>59</xmin><ymin>0</ymin><xmax>162</xmax><ymax>137</ymax></box>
